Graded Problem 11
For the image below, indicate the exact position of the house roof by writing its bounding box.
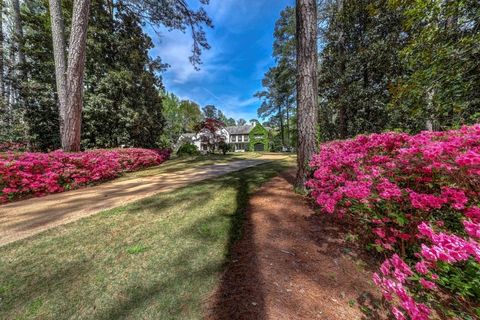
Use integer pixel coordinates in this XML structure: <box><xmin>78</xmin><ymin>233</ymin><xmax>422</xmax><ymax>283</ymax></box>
<box><xmin>225</xmin><ymin>125</ymin><xmax>253</xmax><ymax>134</ymax></box>
<box><xmin>180</xmin><ymin>133</ymin><xmax>197</xmax><ymax>138</ymax></box>
<box><xmin>180</xmin><ymin>124</ymin><xmax>271</xmax><ymax>138</ymax></box>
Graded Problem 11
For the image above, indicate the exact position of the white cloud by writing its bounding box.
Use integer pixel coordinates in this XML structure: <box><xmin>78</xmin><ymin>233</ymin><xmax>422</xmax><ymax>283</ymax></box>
<box><xmin>151</xmin><ymin>28</ymin><xmax>231</xmax><ymax>85</ymax></box>
<box><xmin>207</xmin><ymin>0</ymin><xmax>265</xmax><ymax>32</ymax></box>
<box><xmin>147</xmin><ymin>0</ymin><xmax>287</xmax><ymax>120</ymax></box>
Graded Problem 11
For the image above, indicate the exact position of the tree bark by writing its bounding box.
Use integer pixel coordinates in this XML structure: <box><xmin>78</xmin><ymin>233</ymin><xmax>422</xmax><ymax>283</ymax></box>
<box><xmin>48</xmin><ymin>0</ymin><xmax>68</xmax><ymax>137</ymax></box>
<box><xmin>62</xmin><ymin>0</ymin><xmax>91</xmax><ymax>151</ymax></box>
<box><xmin>337</xmin><ymin>3</ymin><xmax>347</xmax><ymax>139</ymax></box>
<box><xmin>278</xmin><ymin>104</ymin><xmax>285</xmax><ymax>146</ymax></box>
<box><xmin>286</xmin><ymin>103</ymin><xmax>290</xmax><ymax>146</ymax></box>
<box><xmin>11</xmin><ymin>0</ymin><xmax>25</xmax><ymax>71</ymax></box>
<box><xmin>295</xmin><ymin>0</ymin><xmax>318</xmax><ymax>191</ymax></box>
<box><xmin>0</xmin><ymin>0</ymin><xmax>4</xmax><ymax>99</ymax></box>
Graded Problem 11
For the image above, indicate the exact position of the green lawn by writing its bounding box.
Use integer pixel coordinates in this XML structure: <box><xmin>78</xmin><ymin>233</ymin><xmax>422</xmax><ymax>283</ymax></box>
<box><xmin>121</xmin><ymin>152</ymin><xmax>263</xmax><ymax>180</ymax></box>
<box><xmin>0</xmin><ymin>159</ymin><xmax>293</xmax><ymax>320</ymax></box>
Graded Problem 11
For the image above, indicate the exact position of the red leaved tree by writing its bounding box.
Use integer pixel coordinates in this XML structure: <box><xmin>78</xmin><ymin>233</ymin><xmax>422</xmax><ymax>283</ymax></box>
<box><xmin>194</xmin><ymin>118</ymin><xmax>226</xmax><ymax>153</ymax></box>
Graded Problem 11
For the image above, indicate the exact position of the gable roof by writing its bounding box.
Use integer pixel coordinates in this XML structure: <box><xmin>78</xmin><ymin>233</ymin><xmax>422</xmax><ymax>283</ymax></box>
<box><xmin>225</xmin><ymin>125</ymin><xmax>253</xmax><ymax>134</ymax></box>
<box><xmin>180</xmin><ymin>133</ymin><xmax>196</xmax><ymax>137</ymax></box>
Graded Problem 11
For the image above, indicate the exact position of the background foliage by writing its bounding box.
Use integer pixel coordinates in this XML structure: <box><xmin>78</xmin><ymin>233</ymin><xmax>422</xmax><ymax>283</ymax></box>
<box><xmin>259</xmin><ymin>0</ymin><xmax>480</xmax><ymax>143</ymax></box>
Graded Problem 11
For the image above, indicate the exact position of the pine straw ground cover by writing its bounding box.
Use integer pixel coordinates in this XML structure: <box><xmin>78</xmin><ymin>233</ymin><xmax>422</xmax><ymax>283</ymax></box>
<box><xmin>0</xmin><ymin>160</ymin><xmax>293</xmax><ymax>320</ymax></box>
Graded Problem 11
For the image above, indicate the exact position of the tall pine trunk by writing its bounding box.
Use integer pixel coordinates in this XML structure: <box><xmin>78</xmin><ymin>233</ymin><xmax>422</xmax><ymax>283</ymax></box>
<box><xmin>48</xmin><ymin>0</ymin><xmax>68</xmax><ymax>137</ymax></box>
<box><xmin>286</xmin><ymin>104</ymin><xmax>290</xmax><ymax>146</ymax></box>
<box><xmin>295</xmin><ymin>0</ymin><xmax>318</xmax><ymax>190</ymax></box>
<box><xmin>11</xmin><ymin>0</ymin><xmax>24</xmax><ymax>72</ymax></box>
<box><xmin>279</xmin><ymin>104</ymin><xmax>285</xmax><ymax>146</ymax></box>
<box><xmin>62</xmin><ymin>0</ymin><xmax>91</xmax><ymax>151</ymax></box>
<box><xmin>337</xmin><ymin>1</ymin><xmax>347</xmax><ymax>139</ymax></box>
<box><xmin>0</xmin><ymin>0</ymin><xmax>4</xmax><ymax>99</ymax></box>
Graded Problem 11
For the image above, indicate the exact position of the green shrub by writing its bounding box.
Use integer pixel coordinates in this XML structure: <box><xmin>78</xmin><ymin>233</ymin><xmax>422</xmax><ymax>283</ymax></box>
<box><xmin>177</xmin><ymin>143</ymin><xmax>199</xmax><ymax>156</ymax></box>
<box><xmin>218</xmin><ymin>141</ymin><xmax>231</xmax><ymax>155</ymax></box>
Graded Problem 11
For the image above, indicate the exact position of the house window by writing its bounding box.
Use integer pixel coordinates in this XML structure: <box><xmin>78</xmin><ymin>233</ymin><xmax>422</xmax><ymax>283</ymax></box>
<box><xmin>231</xmin><ymin>135</ymin><xmax>236</xmax><ymax>142</ymax></box>
<box><xmin>254</xmin><ymin>135</ymin><xmax>263</xmax><ymax>139</ymax></box>
<box><xmin>238</xmin><ymin>135</ymin><xmax>242</xmax><ymax>142</ymax></box>
<box><xmin>244</xmin><ymin>135</ymin><xmax>249</xmax><ymax>142</ymax></box>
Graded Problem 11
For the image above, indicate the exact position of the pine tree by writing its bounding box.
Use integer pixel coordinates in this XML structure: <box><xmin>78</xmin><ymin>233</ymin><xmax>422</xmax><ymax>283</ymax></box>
<box><xmin>295</xmin><ymin>0</ymin><xmax>318</xmax><ymax>190</ymax></box>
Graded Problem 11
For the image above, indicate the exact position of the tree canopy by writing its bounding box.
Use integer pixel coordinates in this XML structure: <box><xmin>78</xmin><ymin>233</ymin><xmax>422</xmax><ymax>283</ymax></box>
<box><xmin>259</xmin><ymin>0</ymin><xmax>480</xmax><ymax>143</ymax></box>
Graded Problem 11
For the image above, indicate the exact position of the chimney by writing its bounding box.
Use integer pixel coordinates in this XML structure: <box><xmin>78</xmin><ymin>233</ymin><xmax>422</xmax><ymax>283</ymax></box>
<box><xmin>251</xmin><ymin>120</ymin><xmax>256</xmax><ymax>127</ymax></box>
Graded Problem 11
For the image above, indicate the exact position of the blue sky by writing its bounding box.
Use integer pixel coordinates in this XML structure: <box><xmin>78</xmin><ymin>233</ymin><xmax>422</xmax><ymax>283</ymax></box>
<box><xmin>150</xmin><ymin>0</ymin><xmax>294</xmax><ymax>121</ymax></box>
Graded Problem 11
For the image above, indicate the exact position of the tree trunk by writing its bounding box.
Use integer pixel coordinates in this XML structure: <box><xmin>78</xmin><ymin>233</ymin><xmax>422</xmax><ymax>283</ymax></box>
<box><xmin>425</xmin><ymin>87</ymin><xmax>435</xmax><ymax>131</ymax></box>
<box><xmin>295</xmin><ymin>0</ymin><xmax>318</xmax><ymax>191</ymax></box>
<box><xmin>48</xmin><ymin>0</ymin><xmax>68</xmax><ymax>137</ymax></box>
<box><xmin>336</xmin><ymin>0</ymin><xmax>347</xmax><ymax>139</ymax></box>
<box><xmin>286</xmin><ymin>103</ymin><xmax>290</xmax><ymax>146</ymax></box>
<box><xmin>278</xmin><ymin>104</ymin><xmax>285</xmax><ymax>146</ymax></box>
<box><xmin>11</xmin><ymin>0</ymin><xmax>25</xmax><ymax>71</ymax></box>
<box><xmin>0</xmin><ymin>0</ymin><xmax>4</xmax><ymax>99</ymax></box>
<box><xmin>62</xmin><ymin>0</ymin><xmax>91</xmax><ymax>151</ymax></box>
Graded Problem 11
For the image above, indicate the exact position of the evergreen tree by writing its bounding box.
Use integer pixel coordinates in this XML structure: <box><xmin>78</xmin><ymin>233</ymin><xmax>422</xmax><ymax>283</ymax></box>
<box><xmin>256</xmin><ymin>6</ymin><xmax>296</xmax><ymax>147</ymax></box>
<box><xmin>389</xmin><ymin>0</ymin><xmax>480</xmax><ymax>132</ymax></box>
<box><xmin>295</xmin><ymin>0</ymin><xmax>318</xmax><ymax>190</ymax></box>
<box><xmin>16</xmin><ymin>0</ymin><xmax>167</xmax><ymax>150</ymax></box>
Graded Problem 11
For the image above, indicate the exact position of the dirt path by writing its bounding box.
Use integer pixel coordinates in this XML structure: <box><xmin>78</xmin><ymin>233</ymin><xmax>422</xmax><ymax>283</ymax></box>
<box><xmin>206</xmin><ymin>170</ymin><xmax>382</xmax><ymax>320</ymax></box>
<box><xmin>0</xmin><ymin>154</ymin><xmax>287</xmax><ymax>247</ymax></box>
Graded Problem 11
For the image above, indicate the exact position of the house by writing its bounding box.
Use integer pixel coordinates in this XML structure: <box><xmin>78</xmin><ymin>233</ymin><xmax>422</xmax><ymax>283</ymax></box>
<box><xmin>177</xmin><ymin>121</ymin><xmax>270</xmax><ymax>153</ymax></box>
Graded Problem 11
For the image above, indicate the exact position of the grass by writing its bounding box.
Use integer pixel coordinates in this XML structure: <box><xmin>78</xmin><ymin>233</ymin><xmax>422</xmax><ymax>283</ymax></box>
<box><xmin>121</xmin><ymin>152</ymin><xmax>263</xmax><ymax>180</ymax></box>
<box><xmin>0</xmin><ymin>159</ymin><xmax>294</xmax><ymax>320</ymax></box>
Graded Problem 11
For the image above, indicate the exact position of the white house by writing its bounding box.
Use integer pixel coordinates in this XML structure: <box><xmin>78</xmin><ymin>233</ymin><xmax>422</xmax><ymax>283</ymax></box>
<box><xmin>177</xmin><ymin>122</ymin><xmax>266</xmax><ymax>153</ymax></box>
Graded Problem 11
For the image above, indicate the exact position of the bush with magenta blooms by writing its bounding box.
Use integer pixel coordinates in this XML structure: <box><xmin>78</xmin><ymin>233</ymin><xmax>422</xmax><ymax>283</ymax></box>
<box><xmin>307</xmin><ymin>125</ymin><xmax>480</xmax><ymax>319</ymax></box>
<box><xmin>0</xmin><ymin>148</ymin><xmax>171</xmax><ymax>203</ymax></box>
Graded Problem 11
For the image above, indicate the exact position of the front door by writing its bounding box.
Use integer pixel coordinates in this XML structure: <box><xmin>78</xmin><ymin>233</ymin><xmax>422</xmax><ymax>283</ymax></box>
<box><xmin>254</xmin><ymin>143</ymin><xmax>264</xmax><ymax>151</ymax></box>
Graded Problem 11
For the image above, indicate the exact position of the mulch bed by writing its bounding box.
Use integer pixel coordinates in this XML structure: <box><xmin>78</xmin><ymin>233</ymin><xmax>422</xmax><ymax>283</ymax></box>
<box><xmin>205</xmin><ymin>170</ymin><xmax>386</xmax><ymax>320</ymax></box>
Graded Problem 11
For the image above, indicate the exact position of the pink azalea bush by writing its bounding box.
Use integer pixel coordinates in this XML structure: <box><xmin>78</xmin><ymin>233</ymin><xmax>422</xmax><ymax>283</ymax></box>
<box><xmin>0</xmin><ymin>148</ymin><xmax>171</xmax><ymax>203</ymax></box>
<box><xmin>0</xmin><ymin>141</ymin><xmax>28</xmax><ymax>152</ymax></box>
<box><xmin>307</xmin><ymin>124</ymin><xmax>480</xmax><ymax>319</ymax></box>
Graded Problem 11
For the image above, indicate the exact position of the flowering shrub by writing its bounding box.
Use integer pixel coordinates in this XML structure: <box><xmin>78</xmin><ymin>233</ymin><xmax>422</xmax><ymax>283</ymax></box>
<box><xmin>307</xmin><ymin>125</ymin><xmax>480</xmax><ymax>319</ymax></box>
<box><xmin>0</xmin><ymin>141</ymin><xmax>29</xmax><ymax>152</ymax></box>
<box><xmin>0</xmin><ymin>148</ymin><xmax>171</xmax><ymax>203</ymax></box>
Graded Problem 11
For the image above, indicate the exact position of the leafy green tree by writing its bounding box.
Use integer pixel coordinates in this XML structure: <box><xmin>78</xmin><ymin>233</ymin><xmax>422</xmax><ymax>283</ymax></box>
<box><xmin>225</xmin><ymin>117</ymin><xmax>236</xmax><ymax>126</ymax></box>
<box><xmin>47</xmin><ymin>0</ymin><xmax>212</xmax><ymax>151</ymax></box>
<box><xmin>17</xmin><ymin>0</ymin><xmax>167</xmax><ymax>150</ymax></box>
<box><xmin>202</xmin><ymin>104</ymin><xmax>218</xmax><ymax>119</ymax></box>
<box><xmin>317</xmin><ymin>0</ymin><xmax>406</xmax><ymax>140</ymax></box>
<box><xmin>388</xmin><ymin>0</ymin><xmax>480</xmax><ymax>132</ymax></box>
<box><xmin>159</xmin><ymin>94</ymin><xmax>202</xmax><ymax>147</ymax></box>
<box><xmin>217</xmin><ymin>109</ymin><xmax>229</xmax><ymax>124</ymax></box>
<box><xmin>256</xmin><ymin>6</ymin><xmax>296</xmax><ymax>147</ymax></box>
<box><xmin>237</xmin><ymin>118</ymin><xmax>247</xmax><ymax>126</ymax></box>
<box><xmin>179</xmin><ymin>100</ymin><xmax>203</xmax><ymax>132</ymax></box>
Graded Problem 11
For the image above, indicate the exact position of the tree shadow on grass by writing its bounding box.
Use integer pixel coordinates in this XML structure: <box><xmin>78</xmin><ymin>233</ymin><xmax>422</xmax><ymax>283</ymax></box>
<box><xmin>0</xmin><ymin>162</ymin><xmax>288</xmax><ymax>320</ymax></box>
<box><xmin>204</xmin><ymin>173</ymin><xmax>267</xmax><ymax>320</ymax></box>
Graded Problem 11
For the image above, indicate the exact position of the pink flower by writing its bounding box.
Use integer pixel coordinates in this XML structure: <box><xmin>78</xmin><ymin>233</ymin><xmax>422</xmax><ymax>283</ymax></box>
<box><xmin>306</xmin><ymin>125</ymin><xmax>480</xmax><ymax>319</ymax></box>
<box><xmin>465</xmin><ymin>207</ymin><xmax>480</xmax><ymax>222</ymax></box>
<box><xmin>415</xmin><ymin>261</ymin><xmax>429</xmax><ymax>275</ymax></box>
<box><xmin>464</xmin><ymin>220</ymin><xmax>480</xmax><ymax>238</ymax></box>
<box><xmin>441</xmin><ymin>187</ymin><xmax>468</xmax><ymax>210</ymax></box>
<box><xmin>392</xmin><ymin>307</ymin><xmax>406</xmax><ymax>320</ymax></box>
<box><xmin>419</xmin><ymin>278</ymin><xmax>437</xmax><ymax>290</ymax></box>
<box><xmin>409</xmin><ymin>191</ymin><xmax>447</xmax><ymax>211</ymax></box>
<box><xmin>377</xmin><ymin>179</ymin><xmax>402</xmax><ymax>199</ymax></box>
<box><xmin>0</xmin><ymin>148</ymin><xmax>171</xmax><ymax>203</ymax></box>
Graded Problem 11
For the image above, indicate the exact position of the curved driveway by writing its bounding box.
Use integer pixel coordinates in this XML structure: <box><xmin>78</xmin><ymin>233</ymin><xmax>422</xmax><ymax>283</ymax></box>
<box><xmin>0</xmin><ymin>154</ymin><xmax>288</xmax><ymax>246</ymax></box>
